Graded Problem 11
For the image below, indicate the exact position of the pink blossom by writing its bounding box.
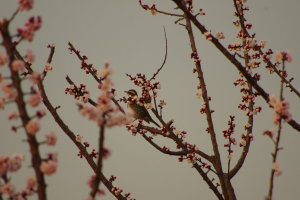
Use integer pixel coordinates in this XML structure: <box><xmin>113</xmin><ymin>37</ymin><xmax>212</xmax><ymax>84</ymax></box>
<box><xmin>26</xmin><ymin>174</ymin><xmax>36</xmax><ymax>189</ymax></box>
<box><xmin>25</xmin><ymin>120</ymin><xmax>40</xmax><ymax>135</ymax></box>
<box><xmin>150</xmin><ymin>9</ymin><xmax>156</xmax><ymax>15</ymax></box>
<box><xmin>36</xmin><ymin>109</ymin><xmax>46</xmax><ymax>118</ymax></box>
<box><xmin>44</xmin><ymin>62</ymin><xmax>53</xmax><ymax>72</ymax></box>
<box><xmin>26</xmin><ymin>93</ymin><xmax>41</xmax><ymax>107</ymax></box>
<box><xmin>76</xmin><ymin>133</ymin><xmax>83</xmax><ymax>142</ymax></box>
<box><xmin>262</xmin><ymin>129</ymin><xmax>275</xmax><ymax>139</ymax></box>
<box><xmin>16</xmin><ymin>16</ymin><xmax>42</xmax><ymax>42</ymax></box>
<box><xmin>1</xmin><ymin>83</ymin><xmax>18</xmax><ymax>100</ymax></box>
<box><xmin>215</xmin><ymin>31</ymin><xmax>225</xmax><ymax>39</ymax></box>
<box><xmin>0</xmin><ymin>181</ymin><xmax>15</xmax><ymax>196</ymax></box>
<box><xmin>159</xmin><ymin>100</ymin><xmax>167</xmax><ymax>106</ymax></box>
<box><xmin>45</xmin><ymin>132</ymin><xmax>57</xmax><ymax>146</ymax></box>
<box><xmin>0</xmin><ymin>52</ymin><xmax>8</xmax><ymax>66</ymax></box>
<box><xmin>25</xmin><ymin>49</ymin><xmax>35</xmax><ymax>62</ymax></box>
<box><xmin>28</xmin><ymin>71</ymin><xmax>44</xmax><ymax>84</ymax></box>
<box><xmin>40</xmin><ymin>160</ymin><xmax>57</xmax><ymax>175</ymax></box>
<box><xmin>8</xmin><ymin>111</ymin><xmax>18</xmax><ymax>120</ymax></box>
<box><xmin>11</xmin><ymin>60</ymin><xmax>25</xmax><ymax>72</ymax></box>
<box><xmin>18</xmin><ymin>0</ymin><xmax>34</xmax><ymax>11</ymax></box>
<box><xmin>7</xmin><ymin>153</ymin><xmax>24</xmax><ymax>172</ymax></box>
<box><xmin>46</xmin><ymin>152</ymin><xmax>58</xmax><ymax>161</ymax></box>
<box><xmin>285</xmin><ymin>50</ymin><xmax>292</xmax><ymax>62</ymax></box>
<box><xmin>274</xmin><ymin>51</ymin><xmax>283</xmax><ymax>62</ymax></box>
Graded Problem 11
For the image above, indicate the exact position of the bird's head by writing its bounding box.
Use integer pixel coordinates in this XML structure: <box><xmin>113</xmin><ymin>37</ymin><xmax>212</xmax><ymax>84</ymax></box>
<box><xmin>124</xmin><ymin>89</ymin><xmax>138</xmax><ymax>97</ymax></box>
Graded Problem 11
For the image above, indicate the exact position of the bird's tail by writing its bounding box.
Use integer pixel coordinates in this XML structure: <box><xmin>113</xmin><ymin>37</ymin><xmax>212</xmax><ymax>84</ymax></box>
<box><xmin>151</xmin><ymin>119</ymin><xmax>160</xmax><ymax>128</ymax></box>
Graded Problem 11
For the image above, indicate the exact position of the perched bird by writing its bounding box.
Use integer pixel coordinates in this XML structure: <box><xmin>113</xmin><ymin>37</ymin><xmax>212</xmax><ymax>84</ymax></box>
<box><xmin>125</xmin><ymin>89</ymin><xmax>160</xmax><ymax>127</ymax></box>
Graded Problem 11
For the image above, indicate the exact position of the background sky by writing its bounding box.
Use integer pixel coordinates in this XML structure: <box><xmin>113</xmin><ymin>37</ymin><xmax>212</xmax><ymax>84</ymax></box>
<box><xmin>1</xmin><ymin>0</ymin><xmax>300</xmax><ymax>200</ymax></box>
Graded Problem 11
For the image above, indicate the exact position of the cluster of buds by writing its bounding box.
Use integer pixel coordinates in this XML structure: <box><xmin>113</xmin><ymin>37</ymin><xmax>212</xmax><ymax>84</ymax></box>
<box><xmin>111</xmin><ymin>186</ymin><xmax>123</xmax><ymax>196</ymax></box>
<box><xmin>16</xmin><ymin>15</ymin><xmax>42</xmax><ymax>42</ymax></box>
<box><xmin>139</xmin><ymin>1</ymin><xmax>156</xmax><ymax>15</ymax></box>
<box><xmin>190</xmin><ymin>52</ymin><xmax>201</xmax><ymax>65</ymax></box>
<box><xmin>186</xmin><ymin>0</ymin><xmax>194</xmax><ymax>13</ymax></box>
<box><xmin>234</xmin><ymin>78</ymin><xmax>246</xmax><ymax>86</ymax></box>
<box><xmin>174</xmin><ymin>129</ymin><xmax>187</xmax><ymax>138</ymax></box>
<box><xmin>89</xmin><ymin>149</ymin><xmax>98</xmax><ymax>158</ymax></box>
<box><xmin>125</xmin><ymin>120</ymin><xmax>148</xmax><ymax>136</ymax></box>
<box><xmin>65</xmin><ymin>83</ymin><xmax>89</xmax><ymax>103</ymax></box>
<box><xmin>241</xmin><ymin>94</ymin><xmax>255</xmax><ymax>103</ymax></box>
<box><xmin>248</xmin><ymin>61</ymin><xmax>261</xmax><ymax>69</ymax></box>
<box><xmin>227</xmin><ymin>42</ymin><xmax>241</xmax><ymax>51</ymax></box>
<box><xmin>215</xmin><ymin>31</ymin><xmax>225</xmax><ymax>40</ymax></box>
<box><xmin>109</xmin><ymin>174</ymin><xmax>117</xmax><ymax>182</ymax></box>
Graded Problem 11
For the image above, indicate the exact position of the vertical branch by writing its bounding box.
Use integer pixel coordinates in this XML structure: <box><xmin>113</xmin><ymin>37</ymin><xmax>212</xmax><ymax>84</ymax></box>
<box><xmin>90</xmin><ymin>120</ymin><xmax>105</xmax><ymax>198</ymax></box>
<box><xmin>179</xmin><ymin>2</ymin><xmax>229</xmax><ymax>200</ymax></box>
<box><xmin>0</xmin><ymin>19</ymin><xmax>47</xmax><ymax>200</ymax></box>
<box><xmin>268</xmin><ymin>60</ymin><xmax>285</xmax><ymax>198</ymax></box>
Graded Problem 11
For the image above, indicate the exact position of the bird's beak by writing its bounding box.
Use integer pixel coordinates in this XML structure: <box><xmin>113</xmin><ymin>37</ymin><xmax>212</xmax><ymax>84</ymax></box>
<box><xmin>124</xmin><ymin>91</ymin><xmax>128</xmax><ymax>94</ymax></box>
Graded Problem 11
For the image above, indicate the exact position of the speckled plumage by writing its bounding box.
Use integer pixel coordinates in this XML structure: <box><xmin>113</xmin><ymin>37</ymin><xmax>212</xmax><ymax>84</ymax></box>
<box><xmin>125</xmin><ymin>89</ymin><xmax>160</xmax><ymax>127</ymax></box>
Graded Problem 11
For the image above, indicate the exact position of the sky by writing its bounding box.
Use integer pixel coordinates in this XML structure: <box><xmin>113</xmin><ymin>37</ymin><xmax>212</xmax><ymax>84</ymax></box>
<box><xmin>1</xmin><ymin>0</ymin><xmax>300</xmax><ymax>200</ymax></box>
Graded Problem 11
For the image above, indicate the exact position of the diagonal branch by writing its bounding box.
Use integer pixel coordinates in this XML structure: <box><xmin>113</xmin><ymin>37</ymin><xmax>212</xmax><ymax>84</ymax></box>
<box><xmin>15</xmin><ymin>46</ymin><xmax>127</xmax><ymax>200</ymax></box>
<box><xmin>172</xmin><ymin>0</ymin><xmax>300</xmax><ymax>132</ymax></box>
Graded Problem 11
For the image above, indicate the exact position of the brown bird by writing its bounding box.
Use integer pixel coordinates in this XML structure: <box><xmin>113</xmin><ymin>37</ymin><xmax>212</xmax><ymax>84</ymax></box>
<box><xmin>125</xmin><ymin>89</ymin><xmax>160</xmax><ymax>127</ymax></box>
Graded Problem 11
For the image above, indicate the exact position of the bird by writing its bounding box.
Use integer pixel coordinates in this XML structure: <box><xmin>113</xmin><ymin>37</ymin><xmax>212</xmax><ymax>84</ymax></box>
<box><xmin>124</xmin><ymin>89</ymin><xmax>160</xmax><ymax>127</ymax></box>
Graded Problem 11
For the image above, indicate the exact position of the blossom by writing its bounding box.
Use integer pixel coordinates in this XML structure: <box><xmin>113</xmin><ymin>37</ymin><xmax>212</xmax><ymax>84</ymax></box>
<box><xmin>8</xmin><ymin>111</ymin><xmax>18</xmax><ymax>120</ymax></box>
<box><xmin>0</xmin><ymin>52</ymin><xmax>8</xmax><ymax>66</ymax></box>
<box><xmin>1</xmin><ymin>83</ymin><xmax>18</xmax><ymax>100</ymax></box>
<box><xmin>40</xmin><ymin>160</ymin><xmax>57</xmax><ymax>175</ymax></box>
<box><xmin>26</xmin><ymin>174</ymin><xmax>36</xmax><ymax>189</ymax></box>
<box><xmin>227</xmin><ymin>154</ymin><xmax>232</xmax><ymax>160</ymax></box>
<box><xmin>215</xmin><ymin>31</ymin><xmax>225</xmax><ymax>39</ymax></box>
<box><xmin>285</xmin><ymin>50</ymin><xmax>292</xmax><ymax>63</ymax></box>
<box><xmin>11</xmin><ymin>60</ymin><xmax>25</xmax><ymax>72</ymax></box>
<box><xmin>25</xmin><ymin>120</ymin><xmax>40</xmax><ymax>135</ymax></box>
<box><xmin>274</xmin><ymin>51</ymin><xmax>283</xmax><ymax>62</ymax></box>
<box><xmin>16</xmin><ymin>16</ymin><xmax>42</xmax><ymax>42</ymax></box>
<box><xmin>272</xmin><ymin>162</ymin><xmax>282</xmax><ymax>177</ymax></box>
<box><xmin>0</xmin><ymin>182</ymin><xmax>15</xmax><ymax>196</ymax></box>
<box><xmin>7</xmin><ymin>153</ymin><xmax>24</xmax><ymax>172</ymax></box>
<box><xmin>26</xmin><ymin>93</ymin><xmax>41</xmax><ymax>107</ymax></box>
<box><xmin>159</xmin><ymin>100</ymin><xmax>166</xmax><ymax>106</ymax></box>
<box><xmin>45</xmin><ymin>132</ymin><xmax>57</xmax><ymax>146</ymax></box>
<box><xmin>150</xmin><ymin>9</ymin><xmax>156</xmax><ymax>15</ymax></box>
<box><xmin>44</xmin><ymin>62</ymin><xmax>53</xmax><ymax>72</ymax></box>
<box><xmin>238</xmin><ymin>140</ymin><xmax>246</xmax><ymax>147</ymax></box>
<box><xmin>98</xmin><ymin>67</ymin><xmax>113</xmax><ymax>78</ymax></box>
<box><xmin>262</xmin><ymin>129</ymin><xmax>274</xmax><ymax>139</ymax></box>
<box><xmin>18</xmin><ymin>0</ymin><xmax>34</xmax><ymax>11</ymax></box>
<box><xmin>76</xmin><ymin>133</ymin><xmax>83</xmax><ymax>142</ymax></box>
<box><xmin>28</xmin><ymin>71</ymin><xmax>44</xmax><ymax>84</ymax></box>
<box><xmin>25</xmin><ymin>49</ymin><xmax>35</xmax><ymax>62</ymax></box>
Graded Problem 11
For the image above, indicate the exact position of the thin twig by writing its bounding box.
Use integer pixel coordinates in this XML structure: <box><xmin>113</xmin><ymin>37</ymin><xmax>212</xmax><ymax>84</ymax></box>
<box><xmin>150</xmin><ymin>27</ymin><xmax>168</xmax><ymax>81</ymax></box>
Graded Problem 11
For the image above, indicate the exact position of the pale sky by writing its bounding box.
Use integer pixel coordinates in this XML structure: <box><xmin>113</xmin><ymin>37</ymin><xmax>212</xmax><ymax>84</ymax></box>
<box><xmin>1</xmin><ymin>0</ymin><xmax>300</xmax><ymax>200</ymax></box>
